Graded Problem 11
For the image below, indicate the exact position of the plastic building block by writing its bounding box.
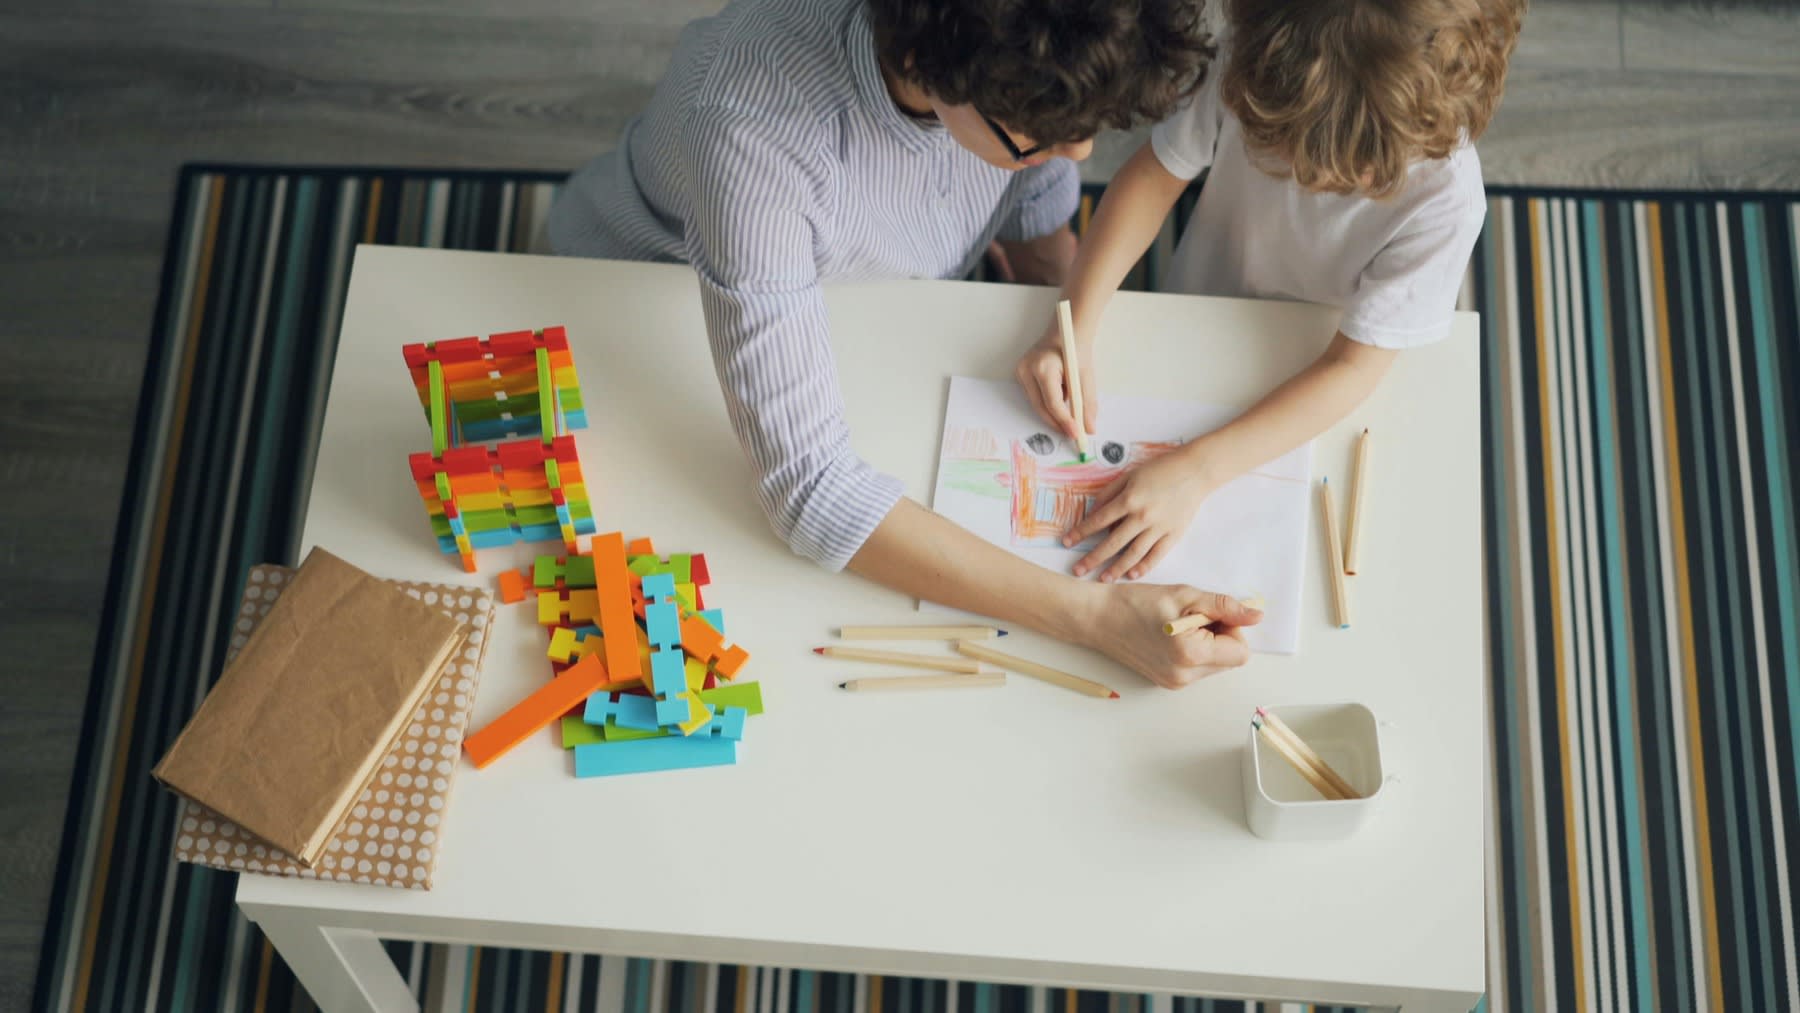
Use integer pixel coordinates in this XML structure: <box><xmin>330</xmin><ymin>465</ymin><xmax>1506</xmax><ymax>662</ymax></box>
<box><xmin>697</xmin><ymin>608</ymin><xmax>724</xmax><ymax>634</ymax></box>
<box><xmin>679</xmin><ymin>612</ymin><xmax>750</xmax><ymax>679</ymax></box>
<box><xmin>547</xmin><ymin>625</ymin><xmax>602</xmax><ymax>664</ymax></box>
<box><xmin>561</xmin><ymin>714</ymin><xmax>606</xmax><ymax>748</ymax></box>
<box><xmin>649</xmin><ymin>648</ymin><xmax>686</xmax><ymax>696</ymax></box>
<box><xmin>572</xmin><ymin>737</ymin><xmax>737</xmax><ymax>778</ymax></box>
<box><xmin>534</xmin><ymin>554</ymin><xmax>597</xmax><ymax>589</ymax></box>
<box><xmin>626</xmin><ymin>537</ymin><xmax>655</xmax><ymax>555</ymax></box>
<box><xmin>640</xmin><ymin>572</ymin><xmax>677</xmax><ymax>604</ymax></box>
<box><xmin>464</xmin><ymin>655</ymin><xmax>609</xmax><ymax>769</ymax></box>
<box><xmin>497</xmin><ymin>569</ymin><xmax>528</xmax><ymax>604</ymax></box>
<box><xmin>696</xmin><ymin>681</ymin><xmax>763</xmax><ymax>716</ymax></box>
<box><xmin>537</xmin><ymin>588</ymin><xmax>599</xmax><ymax>625</ymax></box>
<box><xmin>690</xmin><ymin>553</ymin><xmax>710</xmax><ymax>587</ymax></box>
<box><xmin>584</xmin><ymin>692</ymin><xmax>660</xmax><ymax>731</ymax></box>
<box><xmin>706</xmin><ymin>706</ymin><xmax>748</xmax><ymax>741</ymax></box>
<box><xmin>645</xmin><ymin>601</ymin><xmax>681</xmax><ymax>651</ymax></box>
<box><xmin>685</xmin><ymin>657</ymin><xmax>708</xmax><ymax>693</ymax></box>
<box><xmin>590</xmin><ymin>532</ymin><xmax>643</xmax><ymax>681</ymax></box>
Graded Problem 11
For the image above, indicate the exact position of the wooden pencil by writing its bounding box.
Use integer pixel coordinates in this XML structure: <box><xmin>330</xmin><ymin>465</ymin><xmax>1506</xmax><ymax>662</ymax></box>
<box><xmin>1319</xmin><ymin>478</ymin><xmax>1352</xmax><ymax>629</ymax></box>
<box><xmin>1162</xmin><ymin>595</ymin><xmax>1267</xmax><ymax>636</ymax></box>
<box><xmin>838</xmin><ymin>625</ymin><xmax>1007</xmax><ymax>641</ymax></box>
<box><xmin>838</xmin><ymin>673</ymin><xmax>1006</xmax><ymax>692</ymax></box>
<box><xmin>1253</xmin><ymin>719</ymin><xmax>1345</xmax><ymax>801</ymax></box>
<box><xmin>812</xmin><ymin>646</ymin><xmax>986</xmax><ymax>674</ymax></box>
<box><xmin>954</xmin><ymin>640</ymin><xmax>1119</xmax><ymax>699</ymax></box>
<box><xmin>1256</xmin><ymin>707</ymin><xmax>1360</xmax><ymax>800</ymax></box>
<box><xmin>1055</xmin><ymin>299</ymin><xmax>1092</xmax><ymax>462</ymax></box>
<box><xmin>1345</xmin><ymin>428</ymin><xmax>1371</xmax><ymax>575</ymax></box>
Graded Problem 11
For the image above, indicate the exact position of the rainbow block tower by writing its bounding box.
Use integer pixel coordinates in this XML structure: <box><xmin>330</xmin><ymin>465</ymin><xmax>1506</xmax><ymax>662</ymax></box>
<box><xmin>402</xmin><ymin>326</ymin><xmax>597</xmax><ymax>571</ymax></box>
<box><xmin>463</xmin><ymin>531</ymin><xmax>764</xmax><ymax>778</ymax></box>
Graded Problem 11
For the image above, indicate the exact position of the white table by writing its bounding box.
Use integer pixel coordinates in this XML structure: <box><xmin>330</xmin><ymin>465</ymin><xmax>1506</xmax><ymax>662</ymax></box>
<box><xmin>237</xmin><ymin>246</ymin><xmax>1485</xmax><ymax>1013</ymax></box>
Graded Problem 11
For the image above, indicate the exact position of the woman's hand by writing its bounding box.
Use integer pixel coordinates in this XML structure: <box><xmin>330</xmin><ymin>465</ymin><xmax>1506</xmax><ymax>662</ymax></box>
<box><xmin>1076</xmin><ymin>583</ymin><xmax>1261</xmax><ymax>688</ymax></box>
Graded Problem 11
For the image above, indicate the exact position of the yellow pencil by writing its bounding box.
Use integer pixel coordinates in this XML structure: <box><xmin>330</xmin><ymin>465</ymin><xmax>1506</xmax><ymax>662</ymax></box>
<box><xmin>1319</xmin><ymin>478</ymin><xmax>1351</xmax><ymax>629</ymax></box>
<box><xmin>1256</xmin><ymin>707</ymin><xmax>1360</xmax><ymax>800</ymax></box>
<box><xmin>1055</xmin><ymin>299</ymin><xmax>1092</xmax><ymax>462</ymax></box>
<box><xmin>812</xmin><ymin>646</ymin><xmax>987</xmax><ymax>674</ymax></box>
<box><xmin>838</xmin><ymin>625</ymin><xmax>1007</xmax><ymax>641</ymax></box>
<box><xmin>838</xmin><ymin>673</ymin><xmax>1006</xmax><ymax>692</ymax></box>
<box><xmin>954</xmin><ymin>640</ymin><xmax>1118</xmax><ymax>699</ymax></box>
<box><xmin>1345</xmin><ymin>428</ymin><xmax>1371</xmax><ymax>575</ymax></box>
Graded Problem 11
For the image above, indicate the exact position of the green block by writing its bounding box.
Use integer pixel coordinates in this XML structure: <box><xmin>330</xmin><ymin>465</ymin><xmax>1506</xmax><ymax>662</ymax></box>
<box><xmin>667</xmin><ymin>553</ymin><xmax>692</xmax><ymax>584</ymax></box>
<box><xmin>515</xmin><ymin>504</ymin><xmax>558</xmax><ymax>527</ymax></box>
<box><xmin>536</xmin><ymin>347</ymin><xmax>557</xmax><ymax>442</ymax></box>
<box><xmin>628</xmin><ymin>555</ymin><xmax>659</xmax><ymax>577</ymax></box>
<box><xmin>433</xmin><ymin>471</ymin><xmax>454</xmax><ymax>507</ymax></box>
<box><xmin>428</xmin><ymin>360</ymin><xmax>449</xmax><ymax>455</ymax></box>
<box><xmin>697</xmin><ymin>681</ymin><xmax>763</xmax><ymax>716</ymax></box>
<box><xmin>602</xmin><ymin>722</ymin><xmax>668</xmax><ymax>742</ymax></box>
<box><xmin>534</xmin><ymin>556</ymin><xmax>561</xmax><ymax>589</ymax></box>
<box><xmin>565</xmin><ymin>555</ymin><xmax>596</xmax><ymax>587</ymax></box>
<box><xmin>561</xmin><ymin>715</ymin><xmax>605</xmax><ymax>748</ymax></box>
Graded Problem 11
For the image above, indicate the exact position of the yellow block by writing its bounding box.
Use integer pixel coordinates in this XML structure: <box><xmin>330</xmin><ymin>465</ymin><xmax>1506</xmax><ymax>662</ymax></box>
<box><xmin>684</xmin><ymin>658</ymin><xmax>708</xmax><ymax>693</ymax></box>
<box><xmin>675</xmin><ymin>695</ymin><xmax>712</xmax><ymax>736</ymax></box>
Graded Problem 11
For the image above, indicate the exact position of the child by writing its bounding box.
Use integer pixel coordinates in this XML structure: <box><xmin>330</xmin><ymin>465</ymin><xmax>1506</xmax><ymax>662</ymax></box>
<box><xmin>551</xmin><ymin>0</ymin><xmax>1261</xmax><ymax>688</ymax></box>
<box><xmin>1019</xmin><ymin>0</ymin><xmax>1523</xmax><ymax>583</ymax></box>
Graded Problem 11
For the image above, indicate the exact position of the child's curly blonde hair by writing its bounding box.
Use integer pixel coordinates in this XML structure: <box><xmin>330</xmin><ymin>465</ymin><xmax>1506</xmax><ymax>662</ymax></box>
<box><xmin>1221</xmin><ymin>0</ymin><xmax>1524</xmax><ymax>197</ymax></box>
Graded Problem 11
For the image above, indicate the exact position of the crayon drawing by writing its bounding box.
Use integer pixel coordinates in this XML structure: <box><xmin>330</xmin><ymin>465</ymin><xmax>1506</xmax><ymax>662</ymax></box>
<box><xmin>928</xmin><ymin>377</ymin><xmax>1312</xmax><ymax>654</ymax></box>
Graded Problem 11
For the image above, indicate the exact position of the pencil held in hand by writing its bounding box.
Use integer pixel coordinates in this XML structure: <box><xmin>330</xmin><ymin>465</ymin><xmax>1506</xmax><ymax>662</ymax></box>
<box><xmin>1055</xmin><ymin>299</ymin><xmax>1092</xmax><ymax>462</ymax></box>
<box><xmin>1163</xmin><ymin>595</ymin><xmax>1266</xmax><ymax>636</ymax></box>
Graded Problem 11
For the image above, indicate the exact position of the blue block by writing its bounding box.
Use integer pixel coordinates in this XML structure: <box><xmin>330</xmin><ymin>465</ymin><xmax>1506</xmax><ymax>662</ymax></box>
<box><xmin>435</xmin><ymin>534</ymin><xmax>459</xmax><ymax>553</ymax></box>
<box><xmin>697</xmin><ymin>608</ymin><xmax>724</xmax><ymax>634</ymax></box>
<box><xmin>573</xmin><ymin>736</ymin><xmax>737</xmax><ymax>778</ymax></box>
<box><xmin>468</xmin><ymin>527</ymin><xmax>518</xmax><ymax>549</ymax></box>
<box><xmin>446</xmin><ymin>513</ymin><xmax>468</xmax><ymax>537</ymax></box>
<box><xmin>705</xmin><ymin>706</ymin><xmax>747</xmax><ymax>741</ymax></box>
<box><xmin>583</xmin><ymin>693</ymin><xmax>661</xmax><ymax>731</ymax></box>
<box><xmin>640</xmin><ymin>572</ymin><xmax>676</xmax><ymax>603</ymax></box>
<box><xmin>553</xmin><ymin>502</ymin><xmax>574</xmax><ymax>528</ymax></box>
<box><xmin>645</xmin><ymin>602</ymin><xmax>681</xmax><ymax>650</ymax></box>
<box><xmin>649</xmin><ymin>649</ymin><xmax>687</xmax><ymax>698</ymax></box>
<box><xmin>518</xmin><ymin>521</ymin><xmax>561</xmax><ymax>542</ymax></box>
<box><xmin>570</xmin><ymin>624</ymin><xmax>601</xmax><ymax>641</ymax></box>
<box><xmin>655</xmin><ymin>694</ymin><xmax>708</xmax><ymax>727</ymax></box>
<box><xmin>574</xmin><ymin>516</ymin><xmax>598</xmax><ymax>535</ymax></box>
<box><xmin>564</xmin><ymin>409</ymin><xmax>589</xmax><ymax>431</ymax></box>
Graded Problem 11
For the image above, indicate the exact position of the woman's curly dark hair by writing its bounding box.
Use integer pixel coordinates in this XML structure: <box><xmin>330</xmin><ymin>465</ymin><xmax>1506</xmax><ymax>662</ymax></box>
<box><xmin>868</xmin><ymin>0</ymin><xmax>1214</xmax><ymax>146</ymax></box>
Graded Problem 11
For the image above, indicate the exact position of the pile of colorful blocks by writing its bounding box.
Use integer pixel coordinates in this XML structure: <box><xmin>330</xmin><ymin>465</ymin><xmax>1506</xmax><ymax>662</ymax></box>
<box><xmin>463</xmin><ymin>531</ymin><xmax>763</xmax><ymax>778</ymax></box>
<box><xmin>402</xmin><ymin>326</ymin><xmax>597</xmax><ymax>572</ymax></box>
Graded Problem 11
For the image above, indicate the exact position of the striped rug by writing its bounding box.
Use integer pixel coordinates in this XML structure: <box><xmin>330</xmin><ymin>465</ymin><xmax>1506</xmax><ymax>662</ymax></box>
<box><xmin>30</xmin><ymin>165</ymin><xmax>1800</xmax><ymax>1012</ymax></box>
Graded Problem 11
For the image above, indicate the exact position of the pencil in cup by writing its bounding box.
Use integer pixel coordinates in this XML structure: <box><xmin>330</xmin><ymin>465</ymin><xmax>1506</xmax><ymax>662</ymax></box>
<box><xmin>1055</xmin><ymin>299</ymin><xmax>1091</xmax><ymax>462</ymax></box>
<box><xmin>1255</xmin><ymin>706</ymin><xmax>1360</xmax><ymax>800</ymax></box>
<box><xmin>838</xmin><ymin>673</ymin><xmax>1007</xmax><ymax>692</ymax></box>
<box><xmin>1252</xmin><ymin>718</ymin><xmax>1346</xmax><ymax>801</ymax></box>
<box><xmin>812</xmin><ymin>646</ymin><xmax>988</xmax><ymax>675</ymax></box>
<box><xmin>953</xmin><ymin>640</ymin><xmax>1118</xmax><ymax>699</ymax></box>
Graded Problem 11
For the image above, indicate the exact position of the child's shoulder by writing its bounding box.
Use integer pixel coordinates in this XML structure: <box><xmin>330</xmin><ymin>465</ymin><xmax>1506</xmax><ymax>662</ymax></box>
<box><xmin>1390</xmin><ymin>142</ymin><xmax>1487</xmax><ymax>231</ymax></box>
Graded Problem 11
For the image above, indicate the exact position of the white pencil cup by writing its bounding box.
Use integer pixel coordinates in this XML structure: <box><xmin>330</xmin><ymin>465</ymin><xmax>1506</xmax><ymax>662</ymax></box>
<box><xmin>1242</xmin><ymin>703</ymin><xmax>1387</xmax><ymax>841</ymax></box>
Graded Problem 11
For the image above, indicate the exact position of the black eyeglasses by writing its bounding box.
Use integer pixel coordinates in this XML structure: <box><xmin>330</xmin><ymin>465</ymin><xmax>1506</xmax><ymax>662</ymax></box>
<box><xmin>982</xmin><ymin>114</ymin><xmax>1049</xmax><ymax>162</ymax></box>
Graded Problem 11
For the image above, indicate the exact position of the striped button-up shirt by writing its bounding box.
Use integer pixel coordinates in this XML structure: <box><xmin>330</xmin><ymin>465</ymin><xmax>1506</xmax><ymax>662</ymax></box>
<box><xmin>548</xmin><ymin>0</ymin><xmax>1078</xmax><ymax>570</ymax></box>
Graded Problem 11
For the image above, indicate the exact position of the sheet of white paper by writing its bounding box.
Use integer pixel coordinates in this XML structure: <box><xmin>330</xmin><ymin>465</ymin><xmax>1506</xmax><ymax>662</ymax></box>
<box><xmin>926</xmin><ymin>377</ymin><xmax>1311</xmax><ymax>654</ymax></box>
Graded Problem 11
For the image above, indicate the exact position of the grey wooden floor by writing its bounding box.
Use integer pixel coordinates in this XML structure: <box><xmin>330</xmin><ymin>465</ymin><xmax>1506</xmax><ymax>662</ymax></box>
<box><xmin>1</xmin><ymin>0</ymin><xmax>1796</xmax><ymax>1005</ymax></box>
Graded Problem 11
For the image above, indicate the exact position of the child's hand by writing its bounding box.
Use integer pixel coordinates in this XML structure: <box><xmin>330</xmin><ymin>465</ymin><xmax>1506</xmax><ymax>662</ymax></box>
<box><xmin>1064</xmin><ymin>451</ymin><xmax>1214</xmax><ymax>582</ymax></box>
<box><xmin>1015</xmin><ymin>322</ymin><xmax>1099</xmax><ymax>446</ymax></box>
<box><xmin>1078</xmin><ymin>583</ymin><xmax>1260</xmax><ymax>688</ymax></box>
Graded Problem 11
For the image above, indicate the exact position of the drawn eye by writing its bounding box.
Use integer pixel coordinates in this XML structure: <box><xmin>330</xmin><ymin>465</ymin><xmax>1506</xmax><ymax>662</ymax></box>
<box><xmin>1101</xmin><ymin>441</ymin><xmax>1125</xmax><ymax>464</ymax></box>
<box><xmin>1024</xmin><ymin>433</ymin><xmax>1056</xmax><ymax>456</ymax></box>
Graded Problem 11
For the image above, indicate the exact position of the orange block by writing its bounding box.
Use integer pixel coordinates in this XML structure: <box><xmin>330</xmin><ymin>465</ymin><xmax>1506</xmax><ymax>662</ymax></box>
<box><xmin>626</xmin><ymin>537</ymin><xmax>655</xmax><ymax>555</ymax></box>
<box><xmin>497</xmin><ymin>569</ymin><xmax>528</xmax><ymax>604</ymax></box>
<box><xmin>679</xmin><ymin>612</ymin><xmax>750</xmax><ymax>679</ymax></box>
<box><xmin>591</xmin><ymin>532</ymin><xmax>643</xmax><ymax>681</ymax></box>
<box><xmin>464</xmin><ymin>654</ymin><xmax>608</xmax><ymax>768</ymax></box>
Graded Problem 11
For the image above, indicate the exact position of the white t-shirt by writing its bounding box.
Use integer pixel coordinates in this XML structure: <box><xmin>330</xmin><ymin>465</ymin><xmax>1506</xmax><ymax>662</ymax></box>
<box><xmin>1149</xmin><ymin>62</ymin><xmax>1488</xmax><ymax>348</ymax></box>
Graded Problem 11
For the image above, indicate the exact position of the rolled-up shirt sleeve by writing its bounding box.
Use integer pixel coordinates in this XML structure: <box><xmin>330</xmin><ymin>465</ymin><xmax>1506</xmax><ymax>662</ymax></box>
<box><xmin>679</xmin><ymin>103</ymin><xmax>903</xmax><ymax>570</ymax></box>
<box><xmin>995</xmin><ymin>158</ymin><xmax>1080</xmax><ymax>243</ymax></box>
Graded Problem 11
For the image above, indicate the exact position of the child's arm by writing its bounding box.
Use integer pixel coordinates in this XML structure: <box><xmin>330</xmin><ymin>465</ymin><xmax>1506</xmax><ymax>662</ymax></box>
<box><xmin>1017</xmin><ymin>142</ymin><xmax>1188</xmax><ymax>442</ymax></box>
<box><xmin>1065</xmin><ymin>332</ymin><xmax>1397</xmax><ymax>582</ymax></box>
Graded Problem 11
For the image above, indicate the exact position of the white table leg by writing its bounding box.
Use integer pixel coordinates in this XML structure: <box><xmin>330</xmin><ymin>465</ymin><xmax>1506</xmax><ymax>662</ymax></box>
<box><xmin>252</xmin><ymin>909</ymin><xmax>419</xmax><ymax>1013</ymax></box>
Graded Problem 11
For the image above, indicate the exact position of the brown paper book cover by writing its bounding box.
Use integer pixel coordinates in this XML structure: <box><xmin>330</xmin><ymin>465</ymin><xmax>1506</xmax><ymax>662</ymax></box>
<box><xmin>173</xmin><ymin>564</ymin><xmax>495</xmax><ymax>889</ymax></box>
<box><xmin>153</xmin><ymin>547</ymin><xmax>467</xmax><ymax>867</ymax></box>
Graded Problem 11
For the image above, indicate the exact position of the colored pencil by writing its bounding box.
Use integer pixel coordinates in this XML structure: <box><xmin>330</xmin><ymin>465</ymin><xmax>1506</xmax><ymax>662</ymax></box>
<box><xmin>1163</xmin><ymin>595</ymin><xmax>1266</xmax><ymax>636</ymax></box>
<box><xmin>837</xmin><ymin>673</ymin><xmax>1006</xmax><ymax>692</ymax></box>
<box><xmin>1345</xmin><ymin>428</ymin><xmax>1371</xmax><ymax>575</ymax></box>
<box><xmin>1256</xmin><ymin>707</ymin><xmax>1360</xmax><ymax>800</ymax></box>
<box><xmin>1252</xmin><ymin>718</ymin><xmax>1345</xmax><ymax>801</ymax></box>
<box><xmin>1319</xmin><ymin>478</ymin><xmax>1351</xmax><ymax>628</ymax></box>
<box><xmin>953</xmin><ymin>640</ymin><xmax>1119</xmax><ymax>699</ymax></box>
<box><xmin>838</xmin><ymin>625</ymin><xmax>1007</xmax><ymax>641</ymax></box>
<box><xmin>812</xmin><ymin>646</ymin><xmax>986</xmax><ymax>674</ymax></box>
<box><xmin>1056</xmin><ymin>299</ymin><xmax>1091</xmax><ymax>462</ymax></box>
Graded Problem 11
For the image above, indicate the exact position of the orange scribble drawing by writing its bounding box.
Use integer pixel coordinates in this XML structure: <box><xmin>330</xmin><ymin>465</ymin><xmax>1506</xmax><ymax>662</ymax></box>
<box><xmin>1002</xmin><ymin>437</ymin><xmax>1180</xmax><ymax>546</ymax></box>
